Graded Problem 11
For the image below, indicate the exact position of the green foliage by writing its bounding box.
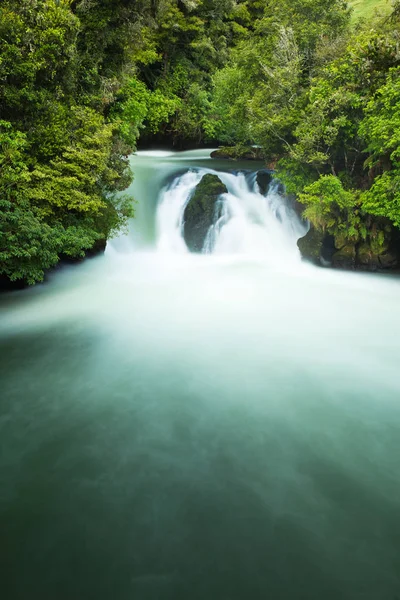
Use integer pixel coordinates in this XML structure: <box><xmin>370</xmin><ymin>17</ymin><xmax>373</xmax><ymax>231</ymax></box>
<box><xmin>29</xmin><ymin>107</ymin><xmax>120</xmax><ymax>213</ymax></box>
<box><xmin>0</xmin><ymin>121</ymin><xmax>62</xmax><ymax>284</ymax></box>
<box><xmin>359</xmin><ymin>67</ymin><xmax>400</xmax><ymax>226</ymax></box>
<box><xmin>208</xmin><ymin>0</ymin><xmax>351</xmax><ymax>153</ymax></box>
<box><xmin>299</xmin><ymin>175</ymin><xmax>361</xmax><ymax>242</ymax></box>
<box><xmin>266</xmin><ymin>9</ymin><xmax>400</xmax><ymax>248</ymax></box>
<box><xmin>0</xmin><ymin>0</ymin><xmax>138</xmax><ymax>284</ymax></box>
<box><xmin>111</xmin><ymin>78</ymin><xmax>180</xmax><ymax>146</ymax></box>
<box><xmin>362</xmin><ymin>167</ymin><xmax>400</xmax><ymax>227</ymax></box>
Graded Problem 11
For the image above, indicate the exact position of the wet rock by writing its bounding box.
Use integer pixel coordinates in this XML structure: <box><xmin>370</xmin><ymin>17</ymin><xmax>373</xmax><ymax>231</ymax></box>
<box><xmin>332</xmin><ymin>245</ymin><xmax>356</xmax><ymax>269</ymax></box>
<box><xmin>183</xmin><ymin>174</ymin><xmax>228</xmax><ymax>252</ymax></box>
<box><xmin>297</xmin><ymin>227</ymin><xmax>324</xmax><ymax>264</ymax></box>
<box><xmin>379</xmin><ymin>251</ymin><xmax>398</xmax><ymax>269</ymax></box>
<box><xmin>357</xmin><ymin>243</ymin><xmax>381</xmax><ymax>270</ymax></box>
<box><xmin>290</xmin><ymin>195</ymin><xmax>305</xmax><ymax>219</ymax></box>
<box><xmin>256</xmin><ymin>170</ymin><xmax>273</xmax><ymax>195</ymax></box>
<box><xmin>86</xmin><ymin>238</ymin><xmax>107</xmax><ymax>257</ymax></box>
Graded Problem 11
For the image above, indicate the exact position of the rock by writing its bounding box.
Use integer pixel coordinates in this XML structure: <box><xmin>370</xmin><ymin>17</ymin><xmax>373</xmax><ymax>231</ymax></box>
<box><xmin>379</xmin><ymin>252</ymin><xmax>398</xmax><ymax>269</ymax></box>
<box><xmin>183</xmin><ymin>174</ymin><xmax>228</xmax><ymax>252</ymax></box>
<box><xmin>297</xmin><ymin>227</ymin><xmax>324</xmax><ymax>264</ymax></box>
<box><xmin>332</xmin><ymin>245</ymin><xmax>356</xmax><ymax>269</ymax></box>
<box><xmin>210</xmin><ymin>146</ymin><xmax>266</xmax><ymax>161</ymax></box>
<box><xmin>357</xmin><ymin>243</ymin><xmax>381</xmax><ymax>270</ymax></box>
<box><xmin>321</xmin><ymin>234</ymin><xmax>336</xmax><ymax>264</ymax></box>
<box><xmin>290</xmin><ymin>195</ymin><xmax>305</xmax><ymax>219</ymax></box>
<box><xmin>256</xmin><ymin>170</ymin><xmax>273</xmax><ymax>195</ymax></box>
<box><xmin>334</xmin><ymin>232</ymin><xmax>348</xmax><ymax>251</ymax></box>
<box><xmin>86</xmin><ymin>238</ymin><xmax>107</xmax><ymax>257</ymax></box>
<box><xmin>210</xmin><ymin>148</ymin><xmax>234</xmax><ymax>160</ymax></box>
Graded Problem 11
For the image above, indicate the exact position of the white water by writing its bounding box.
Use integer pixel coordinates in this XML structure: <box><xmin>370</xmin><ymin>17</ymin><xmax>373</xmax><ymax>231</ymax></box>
<box><xmin>1</xmin><ymin>150</ymin><xmax>400</xmax><ymax>599</ymax></box>
<box><xmin>153</xmin><ymin>167</ymin><xmax>306</xmax><ymax>265</ymax></box>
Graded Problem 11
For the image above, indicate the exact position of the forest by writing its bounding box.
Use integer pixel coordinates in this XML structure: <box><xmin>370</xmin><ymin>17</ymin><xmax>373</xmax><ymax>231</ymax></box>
<box><xmin>1</xmin><ymin>0</ymin><xmax>400</xmax><ymax>283</ymax></box>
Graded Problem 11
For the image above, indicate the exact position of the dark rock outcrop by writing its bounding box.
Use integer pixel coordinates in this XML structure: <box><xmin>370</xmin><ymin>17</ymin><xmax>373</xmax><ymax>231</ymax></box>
<box><xmin>378</xmin><ymin>251</ymin><xmax>398</xmax><ymax>269</ymax></box>
<box><xmin>183</xmin><ymin>174</ymin><xmax>228</xmax><ymax>252</ymax></box>
<box><xmin>297</xmin><ymin>227</ymin><xmax>325</xmax><ymax>264</ymax></box>
<box><xmin>332</xmin><ymin>245</ymin><xmax>356</xmax><ymax>270</ymax></box>
<box><xmin>357</xmin><ymin>243</ymin><xmax>381</xmax><ymax>270</ymax></box>
<box><xmin>256</xmin><ymin>170</ymin><xmax>273</xmax><ymax>195</ymax></box>
<box><xmin>297</xmin><ymin>226</ymin><xmax>400</xmax><ymax>271</ymax></box>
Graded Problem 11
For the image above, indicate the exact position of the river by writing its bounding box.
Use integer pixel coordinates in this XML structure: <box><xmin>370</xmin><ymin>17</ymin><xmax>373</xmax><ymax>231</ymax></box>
<box><xmin>1</xmin><ymin>150</ymin><xmax>400</xmax><ymax>599</ymax></box>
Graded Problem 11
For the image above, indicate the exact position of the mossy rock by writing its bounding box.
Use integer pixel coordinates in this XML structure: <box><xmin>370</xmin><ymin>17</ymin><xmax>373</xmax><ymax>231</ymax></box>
<box><xmin>183</xmin><ymin>174</ymin><xmax>228</xmax><ymax>252</ymax></box>
<box><xmin>379</xmin><ymin>252</ymin><xmax>398</xmax><ymax>269</ymax></box>
<box><xmin>297</xmin><ymin>227</ymin><xmax>324</xmax><ymax>263</ymax></box>
<box><xmin>357</xmin><ymin>243</ymin><xmax>381</xmax><ymax>270</ymax></box>
<box><xmin>332</xmin><ymin>245</ymin><xmax>356</xmax><ymax>269</ymax></box>
<box><xmin>210</xmin><ymin>146</ymin><xmax>266</xmax><ymax>161</ymax></box>
<box><xmin>334</xmin><ymin>232</ymin><xmax>348</xmax><ymax>250</ymax></box>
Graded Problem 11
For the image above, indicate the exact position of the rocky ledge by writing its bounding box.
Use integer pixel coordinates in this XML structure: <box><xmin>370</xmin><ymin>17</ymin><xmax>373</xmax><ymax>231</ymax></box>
<box><xmin>297</xmin><ymin>226</ymin><xmax>400</xmax><ymax>271</ymax></box>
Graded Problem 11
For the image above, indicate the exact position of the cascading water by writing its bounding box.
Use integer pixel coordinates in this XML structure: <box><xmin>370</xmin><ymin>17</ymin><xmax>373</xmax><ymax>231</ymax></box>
<box><xmin>1</xmin><ymin>150</ymin><xmax>400</xmax><ymax>600</ymax></box>
<box><xmin>154</xmin><ymin>166</ymin><xmax>307</xmax><ymax>265</ymax></box>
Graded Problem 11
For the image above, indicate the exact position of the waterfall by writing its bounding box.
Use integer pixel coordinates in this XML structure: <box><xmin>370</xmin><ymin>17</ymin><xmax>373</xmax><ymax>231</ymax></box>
<box><xmin>154</xmin><ymin>167</ymin><xmax>307</xmax><ymax>264</ymax></box>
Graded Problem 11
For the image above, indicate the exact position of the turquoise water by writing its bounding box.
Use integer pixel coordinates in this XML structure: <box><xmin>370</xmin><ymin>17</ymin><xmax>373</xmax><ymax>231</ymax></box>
<box><xmin>1</xmin><ymin>151</ymin><xmax>400</xmax><ymax>599</ymax></box>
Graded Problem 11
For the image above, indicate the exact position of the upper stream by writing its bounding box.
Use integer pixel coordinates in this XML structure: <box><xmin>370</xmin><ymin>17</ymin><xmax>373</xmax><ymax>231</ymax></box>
<box><xmin>1</xmin><ymin>150</ymin><xmax>400</xmax><ymax>599</ymax></box>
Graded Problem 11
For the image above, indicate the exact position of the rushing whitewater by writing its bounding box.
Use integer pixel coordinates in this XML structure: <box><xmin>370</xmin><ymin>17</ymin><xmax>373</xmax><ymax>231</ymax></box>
<box><xmin>1</xmin><ymin>150</ymin><xmax>400</xmax><ymax>600</ymax></box>
<box><xmin>154</xmin><ymin>168</ymin><xmax>307</xmax><ymax>263</ymax></box>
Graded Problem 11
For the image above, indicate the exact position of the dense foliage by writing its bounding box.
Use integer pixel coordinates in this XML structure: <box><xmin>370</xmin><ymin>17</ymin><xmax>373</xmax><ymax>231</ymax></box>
<box><xmin>2</xmin><ymin>0</ymin><xmax>400</xmax><ymax>283</ymax></box>
<box><xmin>0</xmin><ymin>0</ymin><xmax>141</xmax><ymax>283</ymax></box>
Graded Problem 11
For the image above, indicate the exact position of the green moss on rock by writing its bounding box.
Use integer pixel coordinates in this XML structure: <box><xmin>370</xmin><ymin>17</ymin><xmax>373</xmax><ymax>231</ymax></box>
<box><xmin>183</xmin><ymin>174</ymin><xmax>228</xmax><ymax>252</ymax></box>
<box><xmin>357</xmin><ymin>243</ymin><xmax>381</xmax><ymax>270</ymax></box>
<box><xmin>210</xmin><ymin>146</ymin><xmax>266</xmax><ymax>161</ymax></box>
<box><xmin>297</xmin><ymin>227</ymin><xmax>324</xmax><ymax>263</ymax></box>
<box><xmin>378</xmin><ymin>252</ymin><xmax>398</xmax><ymax>269</ymax></box>
<box><xmin>332</xmin><ymin>245</ymin><xmax>356</xmax><ymax>269</ymax></box>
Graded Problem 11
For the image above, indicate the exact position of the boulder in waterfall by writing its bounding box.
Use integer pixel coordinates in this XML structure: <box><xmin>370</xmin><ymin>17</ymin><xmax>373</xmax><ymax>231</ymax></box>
<box><xmin>183</xmin><ymin>174</ymin><xmax>228</xmax><ymax>252</ymax></box>
<box><xmin>256</xmin><ymin>170</ymin><xmax>273</xmax><ymax>195</ymax></box>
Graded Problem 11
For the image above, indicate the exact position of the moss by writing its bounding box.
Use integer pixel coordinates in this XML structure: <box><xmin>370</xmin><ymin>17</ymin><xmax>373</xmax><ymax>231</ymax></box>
<box><xmin>297</xmin><ymin>227</ymin><xmax>324</xmax><ymax>263</ymax></box>
<box><xmin>370</xmin><ymin>229</ymin><xmax>389</xmax><ymax>255</ymax></box>
<box><xmin>357</xmin><ymin>243</ymin><xmax>381</xmax><ymax>269</ymax></box>
<box><xmin>183</xmin><ymin>174</ymin><xmax>228</xmax><ymax>252</ymax></box>
<box><xmin>378</xmin><ymin>252</ymin><xmax>398</xmax><ymax>269</ymax></box>
<box><xmin>210</xmin><ymin>146</ymin><xmax>266</xmax><ymax>161</ymax></box>
<box><xmin>332</xmin><ymin>245</ymin><xmax>356</xmax><ymax>269</ymax></box>
<box><xmin>334</xmin><ymin>232</ymin><xmax>348</xmax><ymax>250</ymax></box>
